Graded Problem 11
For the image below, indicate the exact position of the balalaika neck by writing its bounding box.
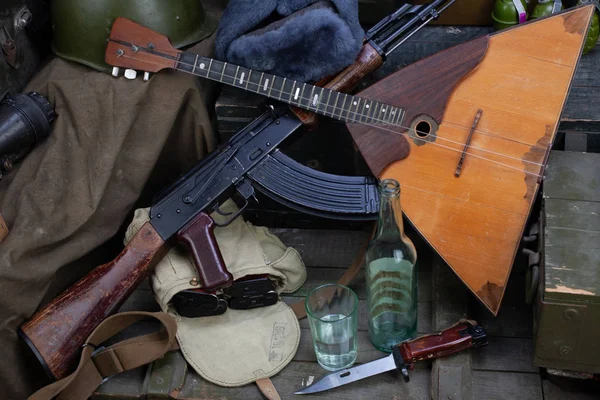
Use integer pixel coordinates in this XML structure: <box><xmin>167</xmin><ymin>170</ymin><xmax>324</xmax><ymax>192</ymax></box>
<box><xmin>175</xmin><ymin>51</ymin><xmax>405</xmax><ymax>127</ymax></box>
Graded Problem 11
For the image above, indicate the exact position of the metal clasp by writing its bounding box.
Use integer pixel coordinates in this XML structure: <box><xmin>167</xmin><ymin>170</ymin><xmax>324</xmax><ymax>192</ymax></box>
<box><xmin>0</xmin><ymin>7</ymin><xmax>31</xmax><ymax>68</ymax></box>
<box><xmin>0</xmin><ymin>25</ymin><xmax>17</xmax><ymax>68</ymax></box>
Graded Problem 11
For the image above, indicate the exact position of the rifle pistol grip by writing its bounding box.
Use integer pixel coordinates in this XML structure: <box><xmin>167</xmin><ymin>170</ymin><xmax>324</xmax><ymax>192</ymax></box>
<box><xmin>176</xmin><ymin>212</ymin><xmax>233</xmax><ymax>291</ymax></box>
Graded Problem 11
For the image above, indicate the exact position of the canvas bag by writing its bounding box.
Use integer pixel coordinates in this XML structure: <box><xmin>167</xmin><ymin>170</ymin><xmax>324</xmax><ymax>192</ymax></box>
<box><xmin>123</xmin><ymin>199</ymin><xmax>306</xmax><ymax>387</ymax></box>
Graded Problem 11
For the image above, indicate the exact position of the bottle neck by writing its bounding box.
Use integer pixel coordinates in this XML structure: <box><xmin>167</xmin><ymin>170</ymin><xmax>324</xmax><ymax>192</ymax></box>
<box><xmin>376</xmin><ymin>188</ymin><xmax>405</xmax><ymax>240</ymax></box>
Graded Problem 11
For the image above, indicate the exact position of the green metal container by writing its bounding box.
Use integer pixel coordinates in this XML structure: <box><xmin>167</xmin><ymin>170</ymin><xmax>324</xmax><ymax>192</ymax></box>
<box><xmin>492</xmin><ymin>0</ymin><xmax>529</xmax><ymax>30</ymax></box>
<box><xmin>533</xmin><ymin>150</ymin><xmax>600</xmax><ymax>374</ymax></box>
<box><xmin>50</xmin><ymin>0</ymin><xmax>217</xmax><ymax>72</ymax></box>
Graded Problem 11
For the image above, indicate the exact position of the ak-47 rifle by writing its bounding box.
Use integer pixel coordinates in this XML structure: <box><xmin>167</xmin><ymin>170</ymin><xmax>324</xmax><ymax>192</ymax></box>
<box><xmin>18</xmin><ymin>0</ymin><xmax>456</xmax><ymax>381</ymax></box>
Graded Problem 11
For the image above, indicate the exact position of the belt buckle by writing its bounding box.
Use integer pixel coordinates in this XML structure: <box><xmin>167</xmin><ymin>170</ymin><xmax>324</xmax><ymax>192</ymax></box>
<box><xmin>171</xmin><ymin>289</ymin><xmax>228</xmax><ymax>317</ymax></box>
<box><xmin>223</xmin><ymin>274</ymin><xmax>278</xmax><ymax>310</ymax></box>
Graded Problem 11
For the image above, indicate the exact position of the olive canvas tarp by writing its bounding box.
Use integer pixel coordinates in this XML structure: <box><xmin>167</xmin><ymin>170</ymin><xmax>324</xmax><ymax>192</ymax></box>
<box><xmin>0</xmin><ymin>31</ymin><xmax>220</xmax><ymax>399</ymax></box>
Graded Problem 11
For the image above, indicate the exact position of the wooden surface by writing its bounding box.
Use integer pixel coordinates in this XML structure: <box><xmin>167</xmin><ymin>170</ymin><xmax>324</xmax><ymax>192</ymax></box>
<box><xmin>431</xmin><ymin>255</ymin><xmax>473</xmax><ymax>400</ymax></box>
<box><xmin>89</xmin><ymin>228</ymin><xmax>599</xmax><ymax>399</ymax></box>
<box><xmin>346</xmin><ymin>6</ymin><xmax>596</xmax><ymax>315</ymax></box>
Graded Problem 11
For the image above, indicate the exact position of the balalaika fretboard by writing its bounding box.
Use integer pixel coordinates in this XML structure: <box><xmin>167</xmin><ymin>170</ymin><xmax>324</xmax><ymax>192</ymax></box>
<box><xmin>176</xmin><ymin>52</ymin><xmax>406</xmax><ymax>127</ymax></box>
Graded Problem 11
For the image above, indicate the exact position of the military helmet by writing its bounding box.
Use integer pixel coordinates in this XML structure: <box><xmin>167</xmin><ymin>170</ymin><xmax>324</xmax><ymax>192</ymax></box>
<box><xmin>50</xmin><ymin>0</ymin><xmax>217</xmax><ymax>72</ymax></box>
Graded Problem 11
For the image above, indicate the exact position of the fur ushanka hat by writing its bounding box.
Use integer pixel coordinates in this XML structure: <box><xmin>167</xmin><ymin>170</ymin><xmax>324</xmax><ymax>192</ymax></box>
<box><xmin>215</xmin><ymin>0</ymin><xmax>364</xmax><ymax>83</ymax></box>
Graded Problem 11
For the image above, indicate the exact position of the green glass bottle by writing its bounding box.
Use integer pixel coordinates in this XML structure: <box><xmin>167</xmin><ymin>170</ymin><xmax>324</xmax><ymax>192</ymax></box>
<box><xmin>365</xmin><ymin>179</ymin><xmax>418</xmax><ymax>352</ymax></box>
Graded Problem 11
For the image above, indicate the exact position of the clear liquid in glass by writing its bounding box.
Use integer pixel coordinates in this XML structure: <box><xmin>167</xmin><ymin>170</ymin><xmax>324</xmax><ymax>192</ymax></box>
<box><xmin>312</xmin><ymin>313</ymin><xmax>357</xmax><ymax>371</ymax></box>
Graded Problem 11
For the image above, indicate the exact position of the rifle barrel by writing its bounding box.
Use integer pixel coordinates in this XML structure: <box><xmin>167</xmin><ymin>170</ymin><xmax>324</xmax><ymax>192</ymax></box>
<box><xmin>373</xmin><ymin>0</ymin><xmax>456</xmax><ymax>54</ymax></box>
<box><xmin>365</xmin><ymin>3</ymin><xmax>414</xmax><ymax>40</ymax></box>
<box><xmin>385</xmin><ymin>0</ymin><xmax>457</xmax><ymax>56</ymax></box>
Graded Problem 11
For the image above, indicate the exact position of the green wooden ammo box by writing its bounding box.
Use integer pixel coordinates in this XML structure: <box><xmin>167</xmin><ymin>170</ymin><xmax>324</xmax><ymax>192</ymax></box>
<box><xmin>533</xmin><ymin>148</ymin><xmax>600</xmax><ymax>374</ymax></box>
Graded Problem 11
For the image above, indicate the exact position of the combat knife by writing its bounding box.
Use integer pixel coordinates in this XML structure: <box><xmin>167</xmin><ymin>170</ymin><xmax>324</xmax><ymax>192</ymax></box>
<box><xmin>295</xmin><ymin>319</ymin><xmax>487</xmax><ymax>395</ymax></box>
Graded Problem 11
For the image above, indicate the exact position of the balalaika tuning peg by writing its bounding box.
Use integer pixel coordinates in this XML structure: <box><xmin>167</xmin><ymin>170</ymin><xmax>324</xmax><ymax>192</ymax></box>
<box><xmin>143</xmin><ymin>72</ymin><xmax>150</xmax><ymax>81</ymax></box>
<box><xmin>111</xmin><ymin>67</ymin><xmax>119</xmax><ymax>77</ymax></box>
<box><xmin>124</xmin><ymin>69</ymin><xmax>137</xmax><ymax>80</ymax></box>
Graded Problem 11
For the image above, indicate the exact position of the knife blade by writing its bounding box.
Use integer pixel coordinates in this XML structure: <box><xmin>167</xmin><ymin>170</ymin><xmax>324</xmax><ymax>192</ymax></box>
<box><xmin>295</xmin><ymin>319</ymin><xmax>487</xmax><ymax>395</ymax></box>
<box><xmin>294</xmin><ymin>353</ymin><xmax>401</xmax><ymax>395</ymax></box>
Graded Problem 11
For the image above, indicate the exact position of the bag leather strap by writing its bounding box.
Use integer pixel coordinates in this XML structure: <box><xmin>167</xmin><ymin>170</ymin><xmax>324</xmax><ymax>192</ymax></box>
<box><xmin>27</xmin><ymin>311</ymin><xmax>178</xmax><ymax>400</ymax></box>
<box><xmin>256</xmin><ymin>378</ymin><xmax>281</xmax><ymax>400</ymax></box>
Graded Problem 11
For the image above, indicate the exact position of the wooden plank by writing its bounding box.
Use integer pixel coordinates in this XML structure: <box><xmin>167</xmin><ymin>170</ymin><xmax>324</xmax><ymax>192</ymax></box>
<box><xmin>93</xmin><ymin>367</ymin><xmax>148</xmax><ymax>399</ymax></box>
<box><xmin>404</xmin><ymin>25</ymin><xmax>494</xmax><ymax>44</ymax></box>
<box><xmin>471</xmin><ymin>337</ymin><xmax>537</xmax><ymax>373</ymax></box>
<box><xmin>570</xmin><ymin>39</ymin><xmax>600</xmax><ymax>88</ymax></box>
<box><xmin>146</xmin><ymin>351</ymin><xmax>185</xmax><ymax>398</ymax></box>
<box><xmin>176</xmin><ymin>361</ymin><xmax>431</xmax><ymax>400</ymax></box>
<box><xmin>271</xmin><ymin>228</ymin><xmax>371</xmax><ymax>268</ymax></box>
<box><xmin>472</xmin><ymin>371</ymin><xmax>543</xmax><ymax>400</ymax></box>
<box><xmin>472</xmin><ymin>304</ymin><xmax>533</xmax><ymax>338</ymax></box>
<box><xmin>563</xmin><ymin>87</ymin><xmax>600</xmax><ymax>123</ymax></box>
<box><xmin>542</xmin><ymin>378</ymin><xmax>600</xmax><ymax>400</ymax></box>
<box><xmin>431</xmin><ymin>254</ymin><xmax>473</xmax><ymax>400</ymax></box>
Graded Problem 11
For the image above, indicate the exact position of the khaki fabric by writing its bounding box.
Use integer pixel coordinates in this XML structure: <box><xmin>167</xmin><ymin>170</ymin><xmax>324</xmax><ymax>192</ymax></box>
<box><xmin>124</xmin><ymin>200</ymin><xmax>305</xmax><ymax>386</ymax></box>
<box><xmin>0</xmin><ymin>28</ymin><xmax>221</xmax><ymax>400</ymax></box>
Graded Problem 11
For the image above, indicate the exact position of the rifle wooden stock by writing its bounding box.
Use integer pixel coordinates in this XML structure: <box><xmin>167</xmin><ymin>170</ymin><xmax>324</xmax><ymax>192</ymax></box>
<box><xmin>290</xmin><ymin>43</ymin><xmax>384</xmax><ymax>127</ymax></box>
<box><xmin>19</xmin><ymin>221</ymin><xmax>168</xmax><ymax>380</ymax></box>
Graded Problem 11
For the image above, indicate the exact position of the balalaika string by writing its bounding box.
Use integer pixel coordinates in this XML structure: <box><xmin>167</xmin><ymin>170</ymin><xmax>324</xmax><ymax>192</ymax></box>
<box><xmin>115</xmin><ymin>49</ymin><xmax>544</xmax><ymax>178</ymax></box>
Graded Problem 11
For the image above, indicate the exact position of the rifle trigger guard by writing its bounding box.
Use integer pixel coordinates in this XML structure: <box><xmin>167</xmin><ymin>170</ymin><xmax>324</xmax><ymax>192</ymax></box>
<box><xmin>214</xmin><ymin>180</ymin><xmax>254</xmax><ymax>228</ymax></box>
<box><xmin>213</xmin><ymin>205</ymin><xmax>233</xmax><ymax>217</ymax></box>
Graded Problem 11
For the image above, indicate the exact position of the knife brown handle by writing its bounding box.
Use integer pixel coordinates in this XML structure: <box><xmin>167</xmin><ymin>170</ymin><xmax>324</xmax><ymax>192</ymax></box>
<box><xmin>398</xmin><ymin>320</ymin><xmax>486</xmax><ymax>365</ymax></box>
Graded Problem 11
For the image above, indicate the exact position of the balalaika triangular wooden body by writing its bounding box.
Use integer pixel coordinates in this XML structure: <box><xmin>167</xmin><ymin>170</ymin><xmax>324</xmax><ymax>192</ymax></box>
<box><xmin>105</xmin><ymin>5</ymin><xmax>595</xmax><ymax>314</ymax></box>
<box><xmin>347</xmin><ymin>6</ymin><xmax>594</xmax><ymax>314</ymax></box>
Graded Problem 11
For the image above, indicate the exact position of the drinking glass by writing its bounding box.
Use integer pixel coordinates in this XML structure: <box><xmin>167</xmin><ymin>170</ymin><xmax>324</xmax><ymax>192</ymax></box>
<box><xmin>305</xmin><ymin>284</ymin><xmax>358</xmax><ymax>371</ymax></box>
